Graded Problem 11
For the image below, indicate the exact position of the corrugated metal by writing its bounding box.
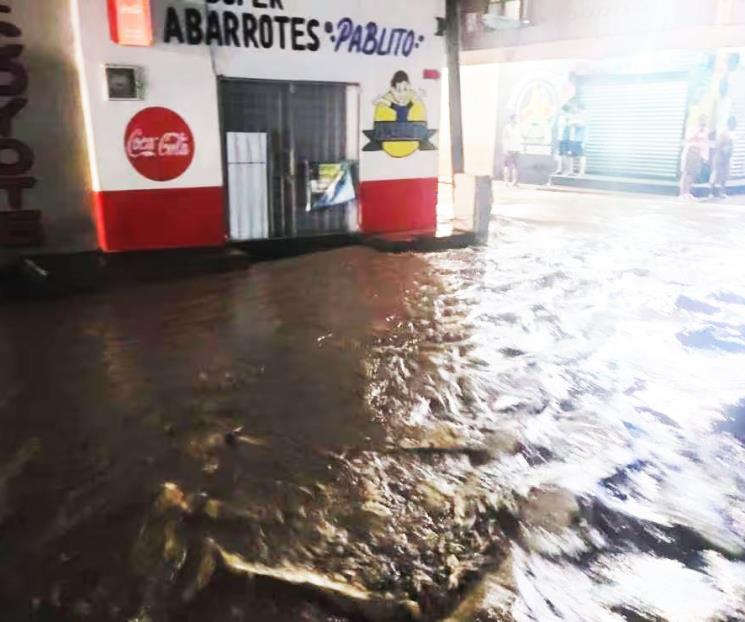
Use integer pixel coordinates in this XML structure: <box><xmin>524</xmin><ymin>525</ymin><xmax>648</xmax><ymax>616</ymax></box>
<box><xmin>290</xmin><ymin>83</ymin><xmax>351</xmax><ymax>235</ymax></box>
<box><xmin>728</xmin><ymin>71</ymin><xmax>745</xmax><ymax>180</ymax></box>
<box><xmin>580</xmin><ymin>78</ymin><xmax>689</xmax><ymax>180</ymax></box>
<box><xmin>220</xmin><ymin>79</ymin><xmax>355</xmax><ymax>238</ymax></box>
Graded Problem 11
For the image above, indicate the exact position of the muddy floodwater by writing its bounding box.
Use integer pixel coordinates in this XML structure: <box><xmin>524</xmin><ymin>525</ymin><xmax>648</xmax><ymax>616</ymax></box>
<box><xmin>1</xmin><ymin>191</ymin><xmax>745</xmax><ymax>621</ymax></box>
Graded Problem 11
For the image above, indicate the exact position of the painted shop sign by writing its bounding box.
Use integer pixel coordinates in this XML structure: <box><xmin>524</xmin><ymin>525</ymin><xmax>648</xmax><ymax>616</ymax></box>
<box><xmin>364</xmin><ymin>71</ymin><xmax>438</xmax><ymax>158</ymax></box>
<box><xmin>164</xmin><ymin>0</ymin><xmax>429</xmax><ymax>58</ymax></box>
<box><xmin>0</xmin><ymin>3</ymin><xmax>41</xmax><ymax>247</ymax></box>
<box><xmin>125</xmin><ymin>107</ymin><xmax>195</xmax><ymax>181</ymax></box>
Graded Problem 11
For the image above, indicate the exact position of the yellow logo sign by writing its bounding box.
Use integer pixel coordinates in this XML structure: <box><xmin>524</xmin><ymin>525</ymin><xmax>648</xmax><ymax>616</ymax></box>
<box><xmin>364</xmin><ymin>70</ymin><xmax>437</xmax><ymax>158</ymax></box>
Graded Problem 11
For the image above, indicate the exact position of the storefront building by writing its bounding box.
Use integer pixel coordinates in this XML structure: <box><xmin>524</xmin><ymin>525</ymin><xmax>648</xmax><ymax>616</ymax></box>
<box><xmin>1</xmin><ymin>0</ymin><xmax>445</xmax><ymax>258</ymax></box>
<box><xmin>449</xmin><ymin>0</ymin><xmax>745</xmax><ymax>189</ymax></box>
<box><xmin>488</xmin><ymin>50</ymin><xmax>745</xmax><ymax>192</ymax></box>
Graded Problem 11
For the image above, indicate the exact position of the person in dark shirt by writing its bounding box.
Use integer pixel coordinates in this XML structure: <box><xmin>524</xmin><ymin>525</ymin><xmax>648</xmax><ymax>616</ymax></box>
<box><xmin>711</xmin><ymin>116</ymin><xmax>737</xmax><ymax>198</ymax></box>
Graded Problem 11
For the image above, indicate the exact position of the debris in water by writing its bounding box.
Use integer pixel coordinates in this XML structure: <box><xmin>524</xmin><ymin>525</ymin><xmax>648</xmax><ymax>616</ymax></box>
<box><xmin>212</xmin><ymin>540</ymin><xmax>421</xmax><ymax>620</ymax></box>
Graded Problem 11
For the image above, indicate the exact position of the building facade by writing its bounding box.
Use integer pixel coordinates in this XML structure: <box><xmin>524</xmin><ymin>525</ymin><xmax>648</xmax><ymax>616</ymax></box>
<box><xmin>452</xmin><ymin>0</ymin><xmax>745</xmax><ymax>190</ymax></box>
<box><xmin>1</xmin><ymin>0</ymin><xmax>446</xmax><ymax>259</ymax></box>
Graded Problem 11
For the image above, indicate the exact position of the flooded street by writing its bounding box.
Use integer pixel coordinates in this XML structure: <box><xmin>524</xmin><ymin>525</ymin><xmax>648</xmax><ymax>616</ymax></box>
<box><xmin>1</xmin><ymin>189</ymin><xmax>745</xmax><ymax>621</ymax></box>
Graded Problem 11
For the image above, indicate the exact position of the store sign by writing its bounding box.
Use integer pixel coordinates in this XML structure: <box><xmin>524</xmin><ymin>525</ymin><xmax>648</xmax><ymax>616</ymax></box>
<box><xmin>363</xmin><ymin>71</ymin><xmax>437</xmax><ymax>158</ymax></box>
<box><xmin>0</xmin><ymin>3</ymin><xmax>41</xmax><ymax>246</ymax></box>
<box><xmin>125</xmin><ymin>107</ymin><xmax>195</xmax><ymax>181</ymax></box>
<box><xmin>108</xmin><ymin>0</ymin><xmax>153</xmax><ymax>47</ymax></box>
<box><xmin>163</xmin><ymin>0</ymin><xmax>429</xmax><ymax>58</ymax></box>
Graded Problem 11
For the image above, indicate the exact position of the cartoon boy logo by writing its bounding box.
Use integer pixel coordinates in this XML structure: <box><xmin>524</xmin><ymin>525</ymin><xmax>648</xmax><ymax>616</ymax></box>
<box><xmin>363</xmin><ymin>70</ymin><xmax>438</xmax><ymax>158</ymax></box>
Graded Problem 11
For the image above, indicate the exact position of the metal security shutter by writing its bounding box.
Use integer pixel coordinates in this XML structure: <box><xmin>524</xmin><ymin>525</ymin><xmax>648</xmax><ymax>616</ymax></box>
<box><xmin>220</xmin><ymin>80</ymin><xmax>354</xmax><ymax>238</ymax></box>
<box><xmin>290</xmin><ymin>83</ymin><xmax>350</xmax><ymax>236</ymax></box>
<box><xmin>728</xmin><ymin>70</ymin><xmax>745</xmax><ymax>179</ymax></box>
<box><xmin>580</xmin><ymin>75</ymin><xmax>689</xmax><ymax>180</ymax></box>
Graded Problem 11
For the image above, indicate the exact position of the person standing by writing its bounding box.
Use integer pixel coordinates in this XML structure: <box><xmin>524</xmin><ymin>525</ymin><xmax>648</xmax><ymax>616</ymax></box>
<box><xmin>502</xmin><ymin>114</ymin><xmax>522</xmax><ymax>187</ymax></box>
<box><xmin>569</xmin><ymin>103</ymin><xmax>588</xmax><ymax>176</ymax></box>
<box><xmin>680</xmin><ymin>114</ymin><xmax>711</xmax><ymax>200</ymax></box>
<box><xmin>554</xmin><ymin>104</ymin><xmax>572</xmax><ymax>175</ymax></box>
<box><xmin>711</xmin><ymin>115</ymin><xmax>737</xmax><ymax>198</ymax></box>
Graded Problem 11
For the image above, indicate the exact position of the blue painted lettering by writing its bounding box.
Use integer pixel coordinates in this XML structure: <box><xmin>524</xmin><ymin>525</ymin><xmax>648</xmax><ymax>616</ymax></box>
<box><xmin>348</xmin><ymin>24</ymin><xmax>363</xmax><ymax>52</ymax></box>
<box><xmin>330</xmin><ymin>19</ymin><xmax>423</xmax><ymax>57</ymax></box>
<box><xmin>362</xmin><ymin>22</ymin><xmax>378</xmax><ymax>55</ymax></box>
<box><xmin>335</xmin><ymin>17</ymin><xmax>353</xmax><ymax>52</ymax></box>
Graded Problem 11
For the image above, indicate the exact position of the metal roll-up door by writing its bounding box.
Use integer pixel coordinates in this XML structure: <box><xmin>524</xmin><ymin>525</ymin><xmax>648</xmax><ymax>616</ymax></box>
<box><xmin>727</xmin><ymin>70</ymin><xmax>745</xmax><ymax>180</ymax></box>
<box><xmin>220</xmin><ymin>79</ymin><xmax>358</xmax><ymax>239</ymax></box>
<box><xmin>580</xmin><ymin>75</ymin><xmax>689</xmax><ymax>180</ymax></box>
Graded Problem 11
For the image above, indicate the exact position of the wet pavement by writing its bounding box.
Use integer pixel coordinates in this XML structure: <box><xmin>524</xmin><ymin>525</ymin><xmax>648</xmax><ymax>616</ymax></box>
<box><xmin>1</xmin><ymin>189</ymin><xmax>745</xmax><ymax>621</ymax></box>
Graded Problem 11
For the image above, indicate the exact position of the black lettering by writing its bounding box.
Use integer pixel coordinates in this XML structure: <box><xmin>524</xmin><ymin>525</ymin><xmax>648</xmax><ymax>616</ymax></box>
<box><xmin>0</xmin><ymin>138</ymin><xmax>33</xmax><ymax>176</ymax></box>
<box><xmin>258</xmin><ymin>15</ymin><xmax>273</xmax><ymax>48</ymax></box>
<box><xmin>270</xmin><ymin>0</ymin><xmax>284</xmax><ymax>8</ymax></box>
<box><xmin>205</xmin><ymin>11</ymin><xmax>223</xmax><ymax>46</ymax></box>
<box><xmin>0</xmin><ymin>97</ymin><xmax>25</xmax><ymax>137</ymax></box>
<box><xmin>242</xmin><ymin>13</ymin><xmax>258</xmax><ymax>47</ymax></box>
<box><xmin>223</xmin><ymin>0</ymin><xmax>236</xmax><ymax>4</ymax></box>
<box><xmin>290</xmin><ymin>17</ymin><xmax>305</xmax><ymax>51</ymax></box>
<box><xmin>0</xmin><ymin>44</ymin><xmax>22</xmax><ymax>58</ymax></box>
<box><xmin>206</xmin><ymin>0</ymin><xmax>220</xmax><ymax>3</ymax></box>
<box><xmin>253</xmin><ymin>0</ymin><xmax>268</xmax><ymax>8</ymax></box>
<box><xmin>184</xmin><ymin>8</ymin><xmax>204</xmax><ymax>45</ymax></box>
<box><xmin>0</xmin><ymin>176</ymin><xmax>35</xmax><ymax>210</ymax></box>
<box><xmin>0</xmin><ymin>209</ymin><xmax>43</xmax><ymax>246</ymax></box>
<box><xmin>223</xmin><ymin>11</ymin><xmax>240</xmax><ymax>47</ymax></box>
<box><xmin>275</xmin><ymin>15</ymin><xmax>290</xmax><ymax>49</ymax></box>
<box><xmin>306</xmin><ymin>19</ymin><xmax>320</xmax><ymax>52</ymax></box>
<box><xmin>0</xmin><ymin>21</ymin><xmax>21</xmax><ymax>38</ymax></box>
<box><xmin>0</xmin><ymin>50</ymin><xmax>27</xmax><ymax>97</ymax></box>
<box><xmin>164</xmin><ymin>7</ymin><xmax>185</xmax><ymax>44</ymax></box>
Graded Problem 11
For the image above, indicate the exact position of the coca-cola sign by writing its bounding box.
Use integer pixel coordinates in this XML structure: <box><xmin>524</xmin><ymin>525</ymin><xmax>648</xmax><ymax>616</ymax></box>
<box><xmin>124</xmin><ymin>107</ymin><xmax>194</xmax><ymax>181</ymax></box>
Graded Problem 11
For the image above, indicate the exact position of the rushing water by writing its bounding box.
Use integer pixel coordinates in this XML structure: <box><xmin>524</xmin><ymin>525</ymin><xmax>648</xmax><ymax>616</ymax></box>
<box><xmin>1</xmin><ymin>192</ymin><xmax>744</xmax><ymax>621</ymax></box>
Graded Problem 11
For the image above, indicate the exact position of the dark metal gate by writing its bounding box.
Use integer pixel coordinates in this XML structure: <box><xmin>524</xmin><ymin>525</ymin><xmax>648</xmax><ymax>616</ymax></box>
<box><xmin>220</xmin><ymin>79</ymin><xmax>358</xmax><ymax>239</ymax></box>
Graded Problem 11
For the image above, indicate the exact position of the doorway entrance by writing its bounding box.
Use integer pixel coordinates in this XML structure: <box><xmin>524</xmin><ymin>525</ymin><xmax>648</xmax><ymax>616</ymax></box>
<box><xmin>220</xmin><ymin>79</ymin><xmax>360</xmax><ymax>241</ymax></box>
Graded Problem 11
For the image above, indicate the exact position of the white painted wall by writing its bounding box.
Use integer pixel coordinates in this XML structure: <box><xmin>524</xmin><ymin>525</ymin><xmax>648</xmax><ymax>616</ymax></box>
<box><xmin>74</xmin><ymin>0</ymin><xmax>223</xmax><ymax>192</ymax></box>
<box><xmin>74</xmin><ymin>0</ymin><xmax>446</xmax><ymax>193</ymax></box>
<box><xmin>438</xmin><ymin>65</ymin><xmax>500</xmax><ymax>180</ymax></box>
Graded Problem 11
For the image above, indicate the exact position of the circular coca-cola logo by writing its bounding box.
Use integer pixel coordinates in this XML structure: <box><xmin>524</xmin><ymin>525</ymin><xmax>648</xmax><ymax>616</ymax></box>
<box><xmin>124</xmin><ymin>107</ymin><xmax>194</xmax><ymax>181</ymax></box>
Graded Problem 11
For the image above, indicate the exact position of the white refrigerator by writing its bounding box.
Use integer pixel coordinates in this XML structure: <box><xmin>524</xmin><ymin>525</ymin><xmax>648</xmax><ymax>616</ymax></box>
<box><xmin>227</xmin><ymin>132</ymin><xmax>269</xmax><ymax>240</ymax></box>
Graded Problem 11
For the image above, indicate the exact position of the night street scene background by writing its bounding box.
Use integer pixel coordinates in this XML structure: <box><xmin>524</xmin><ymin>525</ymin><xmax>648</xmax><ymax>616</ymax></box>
<box><xmin>3</xmin><ymin>0</ymin><xmax>745</xmax><ymax>621</ymax></box>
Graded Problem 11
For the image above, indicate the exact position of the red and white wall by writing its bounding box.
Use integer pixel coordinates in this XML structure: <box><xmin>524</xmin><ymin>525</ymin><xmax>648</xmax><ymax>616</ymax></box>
<box><xmin>71</xmin><ymin>0</ymin><xmax>446</xmax><ymax>252</ymax></box>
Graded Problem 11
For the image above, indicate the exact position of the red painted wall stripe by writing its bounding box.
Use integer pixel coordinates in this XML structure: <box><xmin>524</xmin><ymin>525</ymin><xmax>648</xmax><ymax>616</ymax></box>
<box><xmin>360</xmin><ymin>177</ymin><xmax>437</xmax><ymax>235</ymax></box>
<box><xmin>93</xmin><ymin>187</ymin><xmax>225</xmax><ymax>252</ymax></box>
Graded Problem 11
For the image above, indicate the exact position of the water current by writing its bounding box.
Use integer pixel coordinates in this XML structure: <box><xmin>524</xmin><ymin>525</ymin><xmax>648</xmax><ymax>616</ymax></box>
<box><xmin>1</xmin><ymin>193</ymin><xmax>744</xmax><ymax>621</ymax></box>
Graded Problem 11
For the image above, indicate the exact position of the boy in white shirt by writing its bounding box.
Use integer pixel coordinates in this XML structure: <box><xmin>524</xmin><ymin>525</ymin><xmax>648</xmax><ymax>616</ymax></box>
<box><xmin>502</xmin><ymin>114</ymin><xmax>522</xmax><ymax>187</ymax></box>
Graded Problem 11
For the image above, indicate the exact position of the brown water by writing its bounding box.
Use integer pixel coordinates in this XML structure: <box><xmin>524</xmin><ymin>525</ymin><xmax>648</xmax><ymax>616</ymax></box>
<box><xmin>1</xmin><ymin>192</ymin><xmax>744</xmax><ymax>621</ymax></box>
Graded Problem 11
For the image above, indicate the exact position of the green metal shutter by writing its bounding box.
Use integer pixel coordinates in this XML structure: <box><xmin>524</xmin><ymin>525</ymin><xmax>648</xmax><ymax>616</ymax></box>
<box><xmin>580</xmin><ymin>76</ymin><xmax>689</xmax><ymax>180</ymax></box>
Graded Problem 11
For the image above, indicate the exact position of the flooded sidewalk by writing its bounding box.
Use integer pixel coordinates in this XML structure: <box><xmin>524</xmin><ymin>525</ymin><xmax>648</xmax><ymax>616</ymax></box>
<box><xmin>1</xmin><ymin>191</ymin><xmax>745</xmax><ymax>621</ymax></box>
